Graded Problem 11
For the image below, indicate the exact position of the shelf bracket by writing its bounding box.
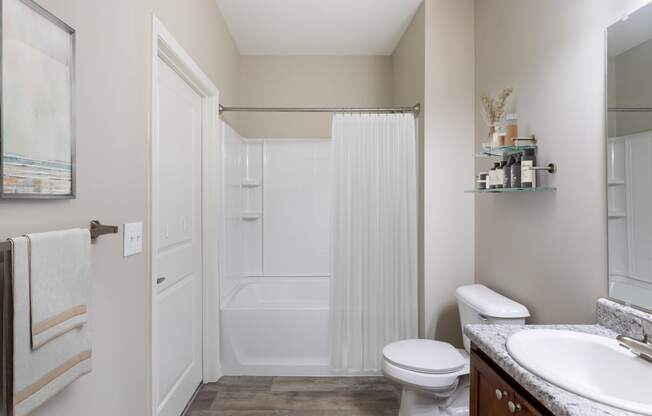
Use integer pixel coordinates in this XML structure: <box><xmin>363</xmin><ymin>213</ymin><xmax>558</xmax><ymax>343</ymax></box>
<box><xmin>533</xmin><ymin>163</ymin><xmax>557</xmax><ymax>174</ymax></box>
<box><xmin>513</xmin><ymin>134</ymin><xmax>537</xmax><ymax>145</ymax></box>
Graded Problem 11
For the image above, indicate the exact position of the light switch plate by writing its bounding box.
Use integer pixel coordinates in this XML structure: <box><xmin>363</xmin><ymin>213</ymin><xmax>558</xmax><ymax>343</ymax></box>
<box><xmin>124</xmin><ymin>222</ymin><xmax>143</xmax><ymax>257</ymax></box>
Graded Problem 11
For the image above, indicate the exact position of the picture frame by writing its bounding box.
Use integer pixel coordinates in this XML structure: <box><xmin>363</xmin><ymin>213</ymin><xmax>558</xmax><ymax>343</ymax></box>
<box><xmin>0</xmin><ymin>0</ymin><xmax>76</xmax><ymax>199</ymax></box>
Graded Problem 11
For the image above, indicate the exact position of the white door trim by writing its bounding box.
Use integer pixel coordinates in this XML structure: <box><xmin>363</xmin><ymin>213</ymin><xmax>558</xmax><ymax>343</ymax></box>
<box><xmin>150</xmin><ymin>15</ymin><xmax>222</xmax><ymax>416</ymax></box>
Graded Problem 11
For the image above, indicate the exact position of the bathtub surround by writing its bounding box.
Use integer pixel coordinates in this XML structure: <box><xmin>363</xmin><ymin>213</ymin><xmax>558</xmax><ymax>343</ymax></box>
<box><xmin>220</xmin><ymin>112</ymin><xmax>418</xmax><ymax>374</ymax></box>
<box><xmin>219</xmin><ymin>123</ymin><xmax>246</xmax><ymax>302</ymax></box>
<box><xmin>465</xmin><ymin>298</ymin><xmax>652</xmax><ymax>416</ymax></box>
<box><xmin>221</xmin><ymin>278</ymin><xmax>331</xmax><ymax>375</ymax></box>
<box><xmin>330</xmin><ymin>113</ymin><xmax>418</xmax><ymax>371</ymax></box>
<box><xmin>220</xmin><ymin>132</ymin><xmax>333</xmax><ymax>375</ymax></box>
<box><xmin>262</xmin><ymin>140</ymin><xmax>331</xmax><ymax>276</ymax></box>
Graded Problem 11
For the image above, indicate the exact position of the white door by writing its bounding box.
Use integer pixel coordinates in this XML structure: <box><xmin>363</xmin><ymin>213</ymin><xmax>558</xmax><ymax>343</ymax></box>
<box><xmin>154</xmin><ymin>57</ymin><xmax>203</xmax><ymax>416</ymax></box>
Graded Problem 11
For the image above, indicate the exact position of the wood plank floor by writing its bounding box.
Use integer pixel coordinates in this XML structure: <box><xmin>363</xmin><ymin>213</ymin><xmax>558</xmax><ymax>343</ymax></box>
<box><xmin>186</xmin><ymin>376</ymin><xmax>402</xmax><ymax>416</ymax></box>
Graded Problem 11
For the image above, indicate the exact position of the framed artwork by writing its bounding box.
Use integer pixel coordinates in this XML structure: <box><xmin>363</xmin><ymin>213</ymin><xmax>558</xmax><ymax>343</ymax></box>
<box><xmin>1</xmin><ymin>0</ymin><xmax>75</xmax><ymax>199</ymax></box>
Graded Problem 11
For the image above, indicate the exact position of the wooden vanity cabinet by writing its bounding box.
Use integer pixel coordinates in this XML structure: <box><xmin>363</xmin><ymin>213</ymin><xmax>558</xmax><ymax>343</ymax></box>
<box><xmin>470</xmin><ymin>346</ymin><xmax>554</xmax><ymax>416</ymax></box>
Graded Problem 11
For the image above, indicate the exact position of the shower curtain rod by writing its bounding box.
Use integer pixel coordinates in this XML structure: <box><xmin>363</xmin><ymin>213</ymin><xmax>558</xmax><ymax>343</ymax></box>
<box><xmin>219</xmin><ymin>103</ymin><xmax>421</xmax><ymax>116</ymax></box>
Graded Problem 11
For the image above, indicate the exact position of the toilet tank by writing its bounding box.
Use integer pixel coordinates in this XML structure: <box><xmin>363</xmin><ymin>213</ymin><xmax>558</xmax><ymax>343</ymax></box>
<box><xmin>456</xmin><ymin>284</ymin><xmax>530</xmax><ymax>352</ymax></box>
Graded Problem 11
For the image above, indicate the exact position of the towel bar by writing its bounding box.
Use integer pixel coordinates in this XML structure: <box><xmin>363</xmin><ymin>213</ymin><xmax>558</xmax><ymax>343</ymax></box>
<box><xmin>0</xmin><ymin>221</ymin><xmax>114</xmax><ymax>414</ymax></box>
<box><xmin>0</xmin><ymin>220</ymin><xmax>119</xmax><ymax>252</ymax></box>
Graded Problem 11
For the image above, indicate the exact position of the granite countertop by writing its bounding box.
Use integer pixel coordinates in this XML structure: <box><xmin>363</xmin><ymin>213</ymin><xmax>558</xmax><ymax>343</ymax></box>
<box><xmin>464</xmin><ymin>323</ymin><xmax>644</xmax><ymax>416</ymax></box>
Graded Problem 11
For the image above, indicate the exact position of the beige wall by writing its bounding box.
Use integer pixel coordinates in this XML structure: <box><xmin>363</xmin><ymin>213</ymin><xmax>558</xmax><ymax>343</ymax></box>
<box><xmin>238</xmin><ymin>56</ymin><xmax>394</xmax><ymax>138</ymax></box>
<box><xmin>392</xmin><ymin>3</ymin><xmax>426</xmax><ymax>336</ymax></box>
<box><xmin>0</xmin><ymin>0</ymin><xmax>240</xmax><ymax>415</ymax></box>
<box><xmin>474</xmin><ymin>0</ymin><xmax>649</xmax><ymax>325</ymax></box>
<box><xmin>423</xmin><ymin>0</ymin><xmax>476</xmax><ymax>346</ymax></box>
<box><xmin>613</xmin><ymin>38</ymin><xmax>652</xmax><ymax>136</ymax></box>
<box><xmin>393</xmin><ymin>3</ymin><xmax>425</xmax><ymax>116</ymax></box>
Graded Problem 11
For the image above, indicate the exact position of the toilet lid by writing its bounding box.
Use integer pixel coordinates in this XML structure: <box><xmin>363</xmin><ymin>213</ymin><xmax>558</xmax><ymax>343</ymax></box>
<box><xmin>383</xmin><ymin>339</ymin><xmax>466</xmax><ymax>374</ymax></box>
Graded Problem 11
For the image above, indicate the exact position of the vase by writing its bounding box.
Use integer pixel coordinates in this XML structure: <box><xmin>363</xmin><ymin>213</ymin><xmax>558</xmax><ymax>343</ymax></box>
<box><xmin>487</xmin><ymin>125</ymin><xmax>496</xmax><ymax>140</ymax></box>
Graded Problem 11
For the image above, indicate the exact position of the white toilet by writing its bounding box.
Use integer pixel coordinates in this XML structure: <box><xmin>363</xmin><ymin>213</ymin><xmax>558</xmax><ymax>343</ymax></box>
<box><xmin>382</xmin><ymin>284</ymin><xmax>530</xmax><ymax>416</ymax></box>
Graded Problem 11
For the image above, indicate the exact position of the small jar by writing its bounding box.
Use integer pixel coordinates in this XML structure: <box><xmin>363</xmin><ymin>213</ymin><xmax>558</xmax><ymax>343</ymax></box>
<box><xmin>505</xmin><ymin>114</ymin><xmax>518</xmax><ymax>146</ymax></box>
<box><xmin>492</xmin><ymin>129</ymin><xmax>506</xmax><ymax>148</ymax></box>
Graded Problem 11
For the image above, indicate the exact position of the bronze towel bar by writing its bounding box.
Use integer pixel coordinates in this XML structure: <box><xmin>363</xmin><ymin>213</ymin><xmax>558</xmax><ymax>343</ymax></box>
<box><xmin>0</xmin><ymin>220</ymin><xmax>119</xmax><ymax>252</ymax></box>
<box><xmin>0</xmin><ymin>220</ymin><xmax>117</xmax><ymax>415</ymax></box>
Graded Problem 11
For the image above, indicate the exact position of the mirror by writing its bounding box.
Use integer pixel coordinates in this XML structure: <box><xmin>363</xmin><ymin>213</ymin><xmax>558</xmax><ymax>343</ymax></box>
<box><xmin>606</xmin><ymin>3</ymin><xmax>652</xmax><ymax>311</ymax></box>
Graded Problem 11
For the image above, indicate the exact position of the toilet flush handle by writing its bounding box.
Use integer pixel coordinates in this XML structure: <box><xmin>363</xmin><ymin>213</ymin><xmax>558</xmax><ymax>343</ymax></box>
<box><xmin>479</xmin><ymin>314</ymin><xmax>489</xmax><ymax>322</ymax></box>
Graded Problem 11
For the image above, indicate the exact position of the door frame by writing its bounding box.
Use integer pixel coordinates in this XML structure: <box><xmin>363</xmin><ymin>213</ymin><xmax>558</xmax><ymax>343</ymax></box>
<box><xmin>150</xmin><ymin>15</ymin><xmax>222</xmax><ymax>416</ymax></box>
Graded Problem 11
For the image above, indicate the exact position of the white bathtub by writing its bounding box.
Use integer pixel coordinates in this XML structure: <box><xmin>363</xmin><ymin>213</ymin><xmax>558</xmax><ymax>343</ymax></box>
<box><xmin>221</xmin><ymin>277</ymin><xmax>331</xmax><ymax>375</ymax></box>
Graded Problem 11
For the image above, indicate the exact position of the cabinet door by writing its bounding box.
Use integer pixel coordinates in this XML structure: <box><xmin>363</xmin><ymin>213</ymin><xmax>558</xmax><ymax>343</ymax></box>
<box><xmin>470</xmin><ymin>350</ymin><xmax>514</xmax><ymax>416</ymax></box>
<box><xmin>513</xmin><ymin>392</ymin><xmax>545</xmax><ymax>416</ymax></box>
<box><xmin>471</xmin><ymin>349</ymin><xmax>548</xmax><ymax>416</ymax></box>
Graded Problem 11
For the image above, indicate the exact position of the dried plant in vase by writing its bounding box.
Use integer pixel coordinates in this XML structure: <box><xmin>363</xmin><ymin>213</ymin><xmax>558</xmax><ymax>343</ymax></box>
<box><xmin>480</xmin><ymin>87</ymin><xmax>513</xmax><ymax>143</ymax></box>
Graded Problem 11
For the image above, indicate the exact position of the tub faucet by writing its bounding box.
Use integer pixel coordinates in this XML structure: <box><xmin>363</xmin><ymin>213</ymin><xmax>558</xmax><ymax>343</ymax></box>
<box><xmin>617</xmin><ymin>316</ymin><xmax>652</xmax><ymax>363</ymax></box>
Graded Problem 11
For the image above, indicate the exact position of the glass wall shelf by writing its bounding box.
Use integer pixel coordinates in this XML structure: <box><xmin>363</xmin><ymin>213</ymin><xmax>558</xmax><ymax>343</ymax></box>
<box><xmin>475</xmin><ymin>145</ymin><xmax>538</xmax><ymax>157</ymax></box>
<box><xmin>465</xmin><ymin>187</ymin><xmax>557</xmax><ymax>194</ymax></box>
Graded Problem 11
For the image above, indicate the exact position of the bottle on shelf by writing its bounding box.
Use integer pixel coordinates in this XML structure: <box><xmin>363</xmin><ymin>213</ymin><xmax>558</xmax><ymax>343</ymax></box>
<box><xmin>492</xmin><ymin>125</ymin><xmax>506</xmax><ymax>148</ymax></box>
<box><xmin>511</xmin><ymin>154</ymin><xmax>522</xmax><ymax>188</ymax></box>
<box><xmin>477</xmin><ymin>172</ymin><xmax>488</xmax><ymax>190</ymax></box>
<box><xmin>503</xmin><ymin>156</ymin><xmax>513</xmax><ymax>189</ymax></box>
<box><xmin>489</xmin><ymin>162</ymin><xmax>500</xmax><ymax>189</ymax></box>
<box><xmin>505</xmin><ymin>114</ymin><xmax>518</xmax><ymax>146</ymax></box>
<box><xmin>521</xmin><ymin>148</ymin><xmax>537</xmax><ymax>188</ymax></box>
<box><xmin>496</xmin><ymin>160</ymin><xmax>506</xmax><ymax>189</ymax></box>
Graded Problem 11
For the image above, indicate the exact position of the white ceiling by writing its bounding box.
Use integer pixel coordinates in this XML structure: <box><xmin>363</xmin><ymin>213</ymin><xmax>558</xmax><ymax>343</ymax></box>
<box><xmin>216</xmin><ymin>0</ymin><xmax>424</xmax><ymax>56</ymax></box>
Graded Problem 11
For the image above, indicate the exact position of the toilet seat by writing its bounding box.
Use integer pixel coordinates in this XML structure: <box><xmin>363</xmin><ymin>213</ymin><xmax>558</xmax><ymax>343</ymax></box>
<box><xmin>381</xmin><ymin>340</ymin><xmax>469</xmax><ymax>392</ymax></box>
<box><xmin>383</xmin><ymin>340</ymin><xmax>466</xmax><ymax>374</ymax></box>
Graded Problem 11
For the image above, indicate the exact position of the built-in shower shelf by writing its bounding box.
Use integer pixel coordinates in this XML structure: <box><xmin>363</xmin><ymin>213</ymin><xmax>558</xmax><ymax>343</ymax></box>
<box><xmin>242</xmin><ymin>179</ymin><xmax>261</xmax><ymax>188</ymax></box>
<box><xmin>608</xmin><ymin>210</ymin><xmax>626</xmax><ymax>219</ymax></box>
<box><xmin>242</xmin><ymin>212</ymin><xmax>262</xmax><ymax>220</ymax></box>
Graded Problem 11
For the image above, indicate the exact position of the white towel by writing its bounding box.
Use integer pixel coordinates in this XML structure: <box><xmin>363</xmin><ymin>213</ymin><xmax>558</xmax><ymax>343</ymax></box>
<box><xmin>10</xmin><ymin>237</ymin><xmax>92</xmax><ymax>416</ymax></box>
<box><xmin>25</xmin><ymin>229</ymin><xmax>90</xmax><ymax>349</ymax></box>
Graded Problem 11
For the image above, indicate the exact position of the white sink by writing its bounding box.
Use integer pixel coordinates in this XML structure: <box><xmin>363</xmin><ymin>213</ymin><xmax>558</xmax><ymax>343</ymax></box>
<box><xmin>506</xmin><ymin>329</ymin><xmax>652</xmax><ymax>415</ymax></box>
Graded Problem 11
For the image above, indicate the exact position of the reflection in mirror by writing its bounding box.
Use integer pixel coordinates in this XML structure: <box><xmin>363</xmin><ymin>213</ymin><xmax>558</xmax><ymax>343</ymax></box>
<box><xmin>607</xmin><ymin>3</ymin><xmax>652</xmax><ymax>311</ymax></box>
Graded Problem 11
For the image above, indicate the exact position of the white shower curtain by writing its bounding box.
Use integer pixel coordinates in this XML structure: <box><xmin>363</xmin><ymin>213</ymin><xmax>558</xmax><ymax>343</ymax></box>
<box><xmin>329</xmin><ymin>113</ymin><xmax>418</xmax><ymax>372</ymax></box>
